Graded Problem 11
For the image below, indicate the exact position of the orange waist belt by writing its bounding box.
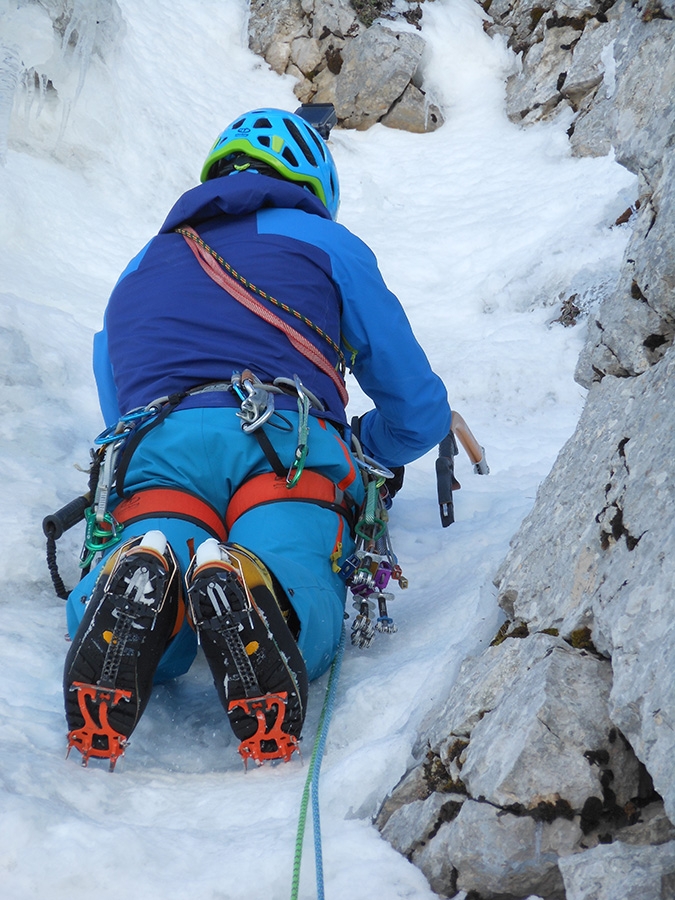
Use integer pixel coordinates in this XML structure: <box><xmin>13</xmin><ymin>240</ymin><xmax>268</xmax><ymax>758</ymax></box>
<box><xmin>112</xmin><ymin>471</ymin><xmax>353</xmax><ymax>543</ymax></box>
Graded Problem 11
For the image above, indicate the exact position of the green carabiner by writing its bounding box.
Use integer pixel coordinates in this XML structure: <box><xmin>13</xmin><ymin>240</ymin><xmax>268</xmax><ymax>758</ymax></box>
<box><xmin>287</xmin><ymin>379</ymin><xmax>311</xmax><ymax>489</ymax></box>
<box><xmin>80</xmin><ymin>507</ymin><xmax>124</xmax><ymax>569</ymax></box>
<box><xmin>287</xmin><ymin>443</ymin><xmax>308</xmax><ymax>488</ymax></box>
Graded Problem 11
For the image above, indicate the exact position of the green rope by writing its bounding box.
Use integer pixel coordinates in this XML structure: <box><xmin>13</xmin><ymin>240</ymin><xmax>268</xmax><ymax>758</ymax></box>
<box><xmin>290</xmin><ymin>626</ymin><xmax>345</xmax><ymax>899</ymax></box>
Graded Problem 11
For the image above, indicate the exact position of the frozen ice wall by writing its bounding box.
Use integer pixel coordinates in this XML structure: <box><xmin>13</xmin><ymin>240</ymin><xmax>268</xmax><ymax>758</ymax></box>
<box><xmin>0</xmin><ymin>0</ymin><xmax>124</xmax><ymax>161</ymax></box>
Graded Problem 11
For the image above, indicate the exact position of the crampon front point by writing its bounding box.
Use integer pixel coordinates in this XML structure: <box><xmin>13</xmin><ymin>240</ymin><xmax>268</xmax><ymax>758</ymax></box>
<box><xmin>66</xmin><ymin>681</ymin><xmax>132</xmax><ymax>770</ymax></box>
<box><xmin>229</xmin><ymin>692</ymin><xmax>300</xmax><ymax>767</ymax></box>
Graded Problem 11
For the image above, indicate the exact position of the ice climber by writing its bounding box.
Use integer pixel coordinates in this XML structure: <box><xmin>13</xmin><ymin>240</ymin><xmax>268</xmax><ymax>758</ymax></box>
<box><xmin>62</xmin><ymin>106</ymin><xmax>451</xmax><ymax>769</ymax></box>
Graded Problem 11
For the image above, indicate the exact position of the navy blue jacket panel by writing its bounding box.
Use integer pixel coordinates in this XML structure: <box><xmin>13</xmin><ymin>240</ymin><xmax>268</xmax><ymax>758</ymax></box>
<box><xmin>95</xmin><ymin>174</ymin><xmax>451</xmax><ymax>467</ymax></box>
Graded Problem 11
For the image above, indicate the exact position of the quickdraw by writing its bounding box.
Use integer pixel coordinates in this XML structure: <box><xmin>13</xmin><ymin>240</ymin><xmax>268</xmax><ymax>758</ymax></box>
<box><xmin>338</xmin><ymin>440</ymin><xmax>408</xmax><ymax>648</ymax></box>
<box><xmin>286</xmin><ymin>376</ymin><xmax>311</xmax><ymax>488</ymax></box>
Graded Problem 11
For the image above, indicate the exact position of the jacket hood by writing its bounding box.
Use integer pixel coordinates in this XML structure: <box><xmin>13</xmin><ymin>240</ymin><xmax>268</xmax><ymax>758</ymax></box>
<box><xmin>160</xmin><ymin>172</ymin><xmax>332</xmax><ymax>233</ymax></box>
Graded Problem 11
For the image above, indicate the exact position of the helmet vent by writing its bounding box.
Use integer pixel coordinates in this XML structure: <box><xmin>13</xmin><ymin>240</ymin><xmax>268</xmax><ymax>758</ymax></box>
<box><xmin>284</xmin><ymin>118</ymin><xmax>318</xmax><ymax>167</ymax></box>
<box><xmin>282</xmin><ymin>146</ymin><xmax>299</xmax><ymax>167</ymax></box>
<box><xmin>253</xmin><ymin>117</ymin><xmax>272</xmax><ymax>129</ymax></box>
<box><xmin>232</xmin><ymin>118</ymin><xmax>245</xmax><ymax>129</ymax></box>
<box><xmin>257</xmin><ymin>135</ymin><xmax>271</xmax><ymax>147</ymax></box>
<box><xmin>305</xmin><ymin>126</ymin><xmax>326</xmax><ymax>161</ymax></box>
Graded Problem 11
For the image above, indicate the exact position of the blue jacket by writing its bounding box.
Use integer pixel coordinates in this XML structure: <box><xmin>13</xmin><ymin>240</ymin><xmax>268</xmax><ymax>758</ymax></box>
<box><xmin>94</xmin><ymin>174</ymin><xmax>450</xmax><ymax>467</ymax></box>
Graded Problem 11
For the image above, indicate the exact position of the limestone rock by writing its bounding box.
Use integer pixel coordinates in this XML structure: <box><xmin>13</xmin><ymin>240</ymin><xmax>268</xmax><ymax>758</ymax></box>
<box><xmin>418</xmin><ymin>799</ymin><xmax>579</xmax><ymax>898</ymax></box>
<box><xmin>558</xmin><ymin>840</ymin><xmax>675</xmax><ymax>900</ymax></box>
<box><xmin>333</xmin><ymin>25</ymin><xmax>426</xmax><ymax>129</ymax></box>
<box><xmin>568</xmin><ymin>89</ymin><xmax>613</xmax><ymax>158</ymax></box>
<box><xmin>380</xmin><ymin>83</ymin><xmax>444</xmax><ymax>133</ymax></box>
<box><xmin>310</xmin><ymin>65</ymin><xmax>338</xmax><ymax>105</ymax></box>
<box><xmin>615</xmin><ymin>801</ymin><xmax>675</xmax><ymax>847</ymax></box>
<box><xmin>495</xmin><ymin>347</ymin><xmax>675</xmax><ymax>822</ymax></box>
<box><xmin>574</xmin><ymin>267</ymin><xmax>668</xmax><ymax>386</ymax></box>
<box><xmin>611</xmin><ymin>16</ymin><xmax>675</xmax><ymax>182</ymax></box>
<box><xmin>506</xmin><ymin>24</ymin><xmax>578</xmax><ymax>123</ymax></box>
<box><xmin>562</xmin><ymin>18</ymin><xmax>620</xmax><ymax>103</ymax></box>
<box><xmin>422</xmin><ymin>632</ymin><xmax>559</xmax><ymax>752</ymax></box>
<box><xmin>631</xmin><ymin>148</ymin><xmax>675</xmax><ymax>326</ymax></box>
<box><xmin>309</xmin><ymin>0</ymin><xmax>360</xmax><ymax>39</ymax></box>
<box><xmin>381</xmin><ymin>792</ymin><xmax>464</xmax><ymax>859</ymax></box>
<box><xmin>488</xmin><ymin>0</ymin><xmax>606</xmax><ymax>54</ymax></box>
<box><xmin>375</xmin><ymin>760</ymin><xmax>432</xmax><ymax>830</ymax></box>
<box><xmin>458</xmin><ymin>640</ymin><xmax>640</xmax><ymax>812</ymax></box>
<box><xmin>290</xmin><ymin>35</ymin><xmax>323</xmax><ymax>76</ymax></box>
<box><xmin>247</xmin><ymin>0</ymin><xmax>440</xmax><ymax>132</ymax></box>
<box><xmin>248</xmin><ymin>0</ymin><xmax>307</xmax><ymax>75</ymax></box>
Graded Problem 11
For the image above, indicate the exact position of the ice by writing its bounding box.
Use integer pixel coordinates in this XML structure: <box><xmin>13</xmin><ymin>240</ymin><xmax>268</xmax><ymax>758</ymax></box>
<box><xmin>0</xmin><ymin>42</ymin><xmax>20</xmax><ymax>162</ymax></box>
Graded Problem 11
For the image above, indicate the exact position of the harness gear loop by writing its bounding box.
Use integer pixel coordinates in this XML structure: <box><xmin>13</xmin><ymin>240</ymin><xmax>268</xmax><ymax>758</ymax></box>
<box><xmin>178</xmin><ymin>226</ymin><xmax>349</xmax><ymax>406</ymax></box>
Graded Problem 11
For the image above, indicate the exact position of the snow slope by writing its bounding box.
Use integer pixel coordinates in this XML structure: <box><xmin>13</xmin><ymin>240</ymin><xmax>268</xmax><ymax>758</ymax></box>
<box><xmin>0</xmin><ymin>1</ymin><xmax>636</xmax><ymax>897</ymax></box>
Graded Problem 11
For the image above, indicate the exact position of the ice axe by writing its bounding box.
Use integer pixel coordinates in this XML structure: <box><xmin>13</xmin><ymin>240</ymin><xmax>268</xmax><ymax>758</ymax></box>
<box><xmin>436</xmin><ymin>411</ymin><xmax>489</xmax><ymax>527</ymax></box>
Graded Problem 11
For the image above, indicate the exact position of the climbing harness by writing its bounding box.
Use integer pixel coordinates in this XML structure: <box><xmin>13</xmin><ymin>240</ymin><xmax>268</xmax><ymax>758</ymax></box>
<box><xmin>225</xmin><ymin>470</ymin><xmax>355</xmax><ymax>534</ymax></box>
<box><xmin>290</xmin><ymin>625</ymin><xmax>346</xmax><ymax>900</ymax></box>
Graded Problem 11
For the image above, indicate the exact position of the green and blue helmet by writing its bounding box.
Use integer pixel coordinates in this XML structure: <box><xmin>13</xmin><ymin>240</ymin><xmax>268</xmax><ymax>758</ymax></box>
<box><xmin>200</xmin><ymin>108</ymin><xmax>340</xmax><ymax>220</ymax></box>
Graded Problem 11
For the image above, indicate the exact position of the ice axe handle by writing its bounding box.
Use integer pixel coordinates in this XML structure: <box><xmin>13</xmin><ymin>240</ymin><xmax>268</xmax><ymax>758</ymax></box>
<box><xmin>436</xmin><ymin>456</ymin><xmax>456</xmax><ymax>527</ymax></box>
<box><xmin>452</xmin><ymin>412</ymin><xmax>490</xmax><ymax>475</ymax></box>
<box><xmin>42</xmin><ymin>494</ymin><xmax>91</xmax><ymax>540</ymax></box>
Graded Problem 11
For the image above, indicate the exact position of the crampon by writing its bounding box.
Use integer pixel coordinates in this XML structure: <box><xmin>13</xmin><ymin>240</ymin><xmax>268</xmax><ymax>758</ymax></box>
<box><xmin>66</xmin><ymin>682</ymin><xmax>132</xmax><ymax>770</ymax></box>
<box><xmin>229</xmin><ymin>692</ymin><xmax>300</xmax><ymax>767</ymax></box>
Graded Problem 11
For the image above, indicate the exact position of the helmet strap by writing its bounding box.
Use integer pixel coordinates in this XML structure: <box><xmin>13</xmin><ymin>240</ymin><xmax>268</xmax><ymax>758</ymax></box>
<box><xmin>208</xmin><ymin>154</ymin><xmax>288</xmax><ymax>183</ymax></box>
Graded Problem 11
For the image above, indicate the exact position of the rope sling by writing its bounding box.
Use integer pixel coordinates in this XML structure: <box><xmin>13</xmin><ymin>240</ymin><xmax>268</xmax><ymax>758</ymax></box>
<box><xmin>176</xmin><ymin>226</ymin><xmax>349</xmax><ymax>407</ymax></box>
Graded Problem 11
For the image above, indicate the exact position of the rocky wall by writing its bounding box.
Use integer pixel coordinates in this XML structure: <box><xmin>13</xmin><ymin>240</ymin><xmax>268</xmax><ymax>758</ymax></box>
<box><xmin>375</xmin><ymin>2</ymin><xmax>675</xmax><ymax>897</ymax></box>
<box><xmin>248</xmin><ymin>0</ymin><xmax>444</xmax><ymax>132</ymax></box>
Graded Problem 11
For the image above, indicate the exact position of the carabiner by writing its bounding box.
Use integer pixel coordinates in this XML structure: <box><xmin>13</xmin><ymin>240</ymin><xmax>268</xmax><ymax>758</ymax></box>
<box><xmin>286</xmin><ymin>443</ymin><xmax>308</xmax><ymax>488</ymax></box>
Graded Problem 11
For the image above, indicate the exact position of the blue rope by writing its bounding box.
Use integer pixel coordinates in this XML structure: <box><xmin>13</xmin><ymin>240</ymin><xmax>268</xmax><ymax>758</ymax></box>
<box><xmin>290</xmin><ymin>623</ymin><xmax>346</xmax><ymax>900</ymax></box>
<box><xmin>311</xmin><ymin>624</ymin><xmax>345</xmax><ymax>898</ymax></box>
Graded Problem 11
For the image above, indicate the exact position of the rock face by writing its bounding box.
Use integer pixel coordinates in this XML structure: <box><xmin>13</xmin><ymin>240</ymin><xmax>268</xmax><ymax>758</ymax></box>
<box><xmin>375</xmin><ymin>1</ymin><xmax>675</xmax><ymax>897</ymax></box>
<box><xmin>486</xmin><ymin>0</ymin><xmax>675</xmax><ymax>381</ymax></box>
<box><xmin>247</xmin><ymin>0</ymin><xmax>444</xmax><ymax>132</ymax></box>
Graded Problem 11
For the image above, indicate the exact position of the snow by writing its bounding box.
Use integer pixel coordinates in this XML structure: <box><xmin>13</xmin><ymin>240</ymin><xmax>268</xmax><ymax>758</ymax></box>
<box><xmin>0</xmin><ymin>1</ymin><xmax>636</xmax><ymax>898</ymax></box>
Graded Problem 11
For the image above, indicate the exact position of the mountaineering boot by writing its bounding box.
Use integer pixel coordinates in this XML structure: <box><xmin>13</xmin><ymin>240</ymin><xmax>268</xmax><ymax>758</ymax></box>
<box><xmin>186</xmin><ymin>539</ymin><xmax>308</xmax><ymax>766</ymax></box>
<box><xmin>64</xmin><ymin>531</ymin><xmax>181</xmax><ymax>769</ymax></box>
